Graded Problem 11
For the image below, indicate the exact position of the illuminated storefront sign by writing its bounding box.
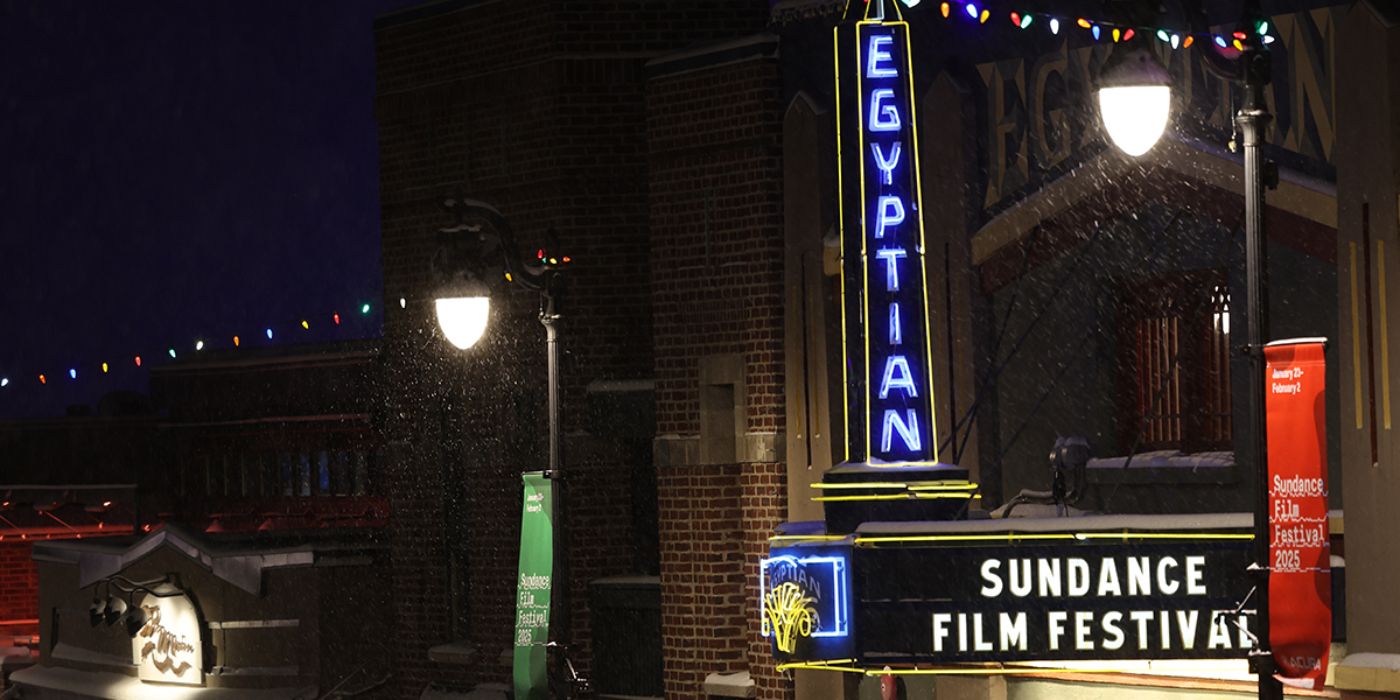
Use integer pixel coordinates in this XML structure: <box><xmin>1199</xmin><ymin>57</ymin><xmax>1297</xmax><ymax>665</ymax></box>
<box><xmin>760</xmin><ymin>548</ymin><xmax>853</xmax><ymax>659</ymax></box>
<box><xmin>859</xmin><ymin>540</ymin><xmax>1255</xmax><ymax>662</ymax></box>
<box><xmin>836</xmin><ymin>1</ymin><xmax>939</xmax><ymax>465</ymax></box>
<box><xmin>132</xmin><ymin>587</ymin><xmax>205</xmax><ymax>686</ymax></box>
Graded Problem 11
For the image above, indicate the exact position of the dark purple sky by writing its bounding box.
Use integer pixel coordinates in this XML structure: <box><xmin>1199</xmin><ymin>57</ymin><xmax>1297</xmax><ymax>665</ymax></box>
<box><xmin>0</xmin><ymin>0</ymin><xmax>415</xmax><ymax>417</ymax></box>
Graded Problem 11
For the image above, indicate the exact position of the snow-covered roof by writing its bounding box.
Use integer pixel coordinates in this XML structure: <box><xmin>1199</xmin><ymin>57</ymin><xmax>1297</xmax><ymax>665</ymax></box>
<box><xmin>30</xmin><ymin>524</ymin><xmax>379</xmax><ymax>596</ymax></box>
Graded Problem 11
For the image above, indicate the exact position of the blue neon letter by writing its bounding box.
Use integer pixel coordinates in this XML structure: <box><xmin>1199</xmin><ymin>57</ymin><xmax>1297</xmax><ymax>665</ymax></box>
<box><xmin>875</xmin><ymin>247</ymin><xmax>906</xmax><ymax>291</ymax></box>
<box><xmin>875</xmin><ymin>197</ymin><xmax>905</xmax><ymax>239</ymax></box>
<box><xmin>879</xmin><ymin>355</ymin><xmax>918</xmax><ymax>399</ymax></box>
<box><xmin>889</xmin><ymin>302</ymin><xmax>902</xmax><ymax>345</ymax></box>
<box><xmin>871</xmin><ymin>142</ymin><xmax>902</xmax><ymax>185</ymax></box>
<box><xmin>866</xmin><ymin>35</ymin><xmax>897</xmax><ymax>78</ymax></box>
<box><xmin>868</xmin><ymin>89</ymin><xmax>901</xmax><ymax>132</ymax></box>
<box><xmin>881</xmin><ymin>409</ymin><xmax>922</xmax><ymax>453</ymax></box>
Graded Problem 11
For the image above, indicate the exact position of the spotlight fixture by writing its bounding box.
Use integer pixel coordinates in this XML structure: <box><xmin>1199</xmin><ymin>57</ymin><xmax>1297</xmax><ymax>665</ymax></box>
<box><xmin>103</xmin><ymin>595</ymin><xmax>128</xmax><ymax>626</ymax></box>
<box><xmin>88</xmin><ymin>597</ymin><xmax>108</xmax><ymax>627</ymax></box>
<box><xmin>122</xmin><ymin>605</ymin><xmax>148</xmax><ymax>637</ymax></box>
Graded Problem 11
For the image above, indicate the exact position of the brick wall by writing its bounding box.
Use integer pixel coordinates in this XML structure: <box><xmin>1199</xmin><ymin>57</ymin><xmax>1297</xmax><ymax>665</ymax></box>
<box><xmin>374</xmin><ymin>2</ymin><xmax>771</xmax><ymax>697</ymax></box>
<box><xmin>0</xmin><ymin>542</ymin><xmax>38</xmax><ymax>622</ymax></box>
<box><xmin>646</xmin><ymin>39</ymin><xmax>791</xmax><ymax>700</ymax></box>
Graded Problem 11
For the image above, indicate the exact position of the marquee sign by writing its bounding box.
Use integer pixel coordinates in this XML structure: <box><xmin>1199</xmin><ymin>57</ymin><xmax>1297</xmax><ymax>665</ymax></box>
<box><xmin>760</xmin><ymin>532</ymin><xmax>1258</xmax><ymax>666</ymax></box>
<box><xmin>836</xmin><ymin>0</ymin><xmax>940</xmax><ymax>466</ymax></box>
<box><xmin>760</xmin><ymin>546</ymin><xmax>854</xmax><ymax>660</ymax></box>
<box><xmin>855</xmin><ymin>538</ymin><xmax>1256</xmax><ymax>663</ymax></box>
<box><xmin>132</xmin><ymin>587</ymin><xmax>204</xmax><ymax>686</ymax></box>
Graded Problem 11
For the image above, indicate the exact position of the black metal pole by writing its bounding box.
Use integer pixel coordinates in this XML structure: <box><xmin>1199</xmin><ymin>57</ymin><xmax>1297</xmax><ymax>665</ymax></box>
<box><xmin>1237</xmin><ymin>46</ymin><xmax>1282</xmax><ymax>700</ymax></box>
<box><xmin>540</xmin><ymin>289</ymin><xmax>572</xmax><ymax>697</ymax></box>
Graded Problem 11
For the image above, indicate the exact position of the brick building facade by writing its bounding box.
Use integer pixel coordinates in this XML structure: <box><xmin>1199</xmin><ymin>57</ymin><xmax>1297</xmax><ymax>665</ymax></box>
<box><xmin>372</xmin><ymin>1</ymin><xmax>789</xmax><ymax>698</ymax></box>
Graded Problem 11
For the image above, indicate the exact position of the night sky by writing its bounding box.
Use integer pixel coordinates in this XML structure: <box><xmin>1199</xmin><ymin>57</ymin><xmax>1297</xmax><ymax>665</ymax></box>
<box><xmin>0</xmin><ymin>0</ymin><xmax>415</xmax><ymax>417</ymax></box>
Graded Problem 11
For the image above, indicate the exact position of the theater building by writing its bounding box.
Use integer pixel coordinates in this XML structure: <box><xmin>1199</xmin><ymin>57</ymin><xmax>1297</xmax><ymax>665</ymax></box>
<box><xmin>363</xmin><ymin>0</ymin><xmax>1400</xmax><ymax>698</ymax></box>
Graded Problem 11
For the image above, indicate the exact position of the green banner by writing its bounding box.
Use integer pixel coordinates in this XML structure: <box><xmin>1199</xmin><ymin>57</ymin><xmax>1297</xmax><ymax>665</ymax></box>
<box><xmin>513</xmin><ymin>471</ymin><xmax>554</xmax><ymax>700</ymax></box>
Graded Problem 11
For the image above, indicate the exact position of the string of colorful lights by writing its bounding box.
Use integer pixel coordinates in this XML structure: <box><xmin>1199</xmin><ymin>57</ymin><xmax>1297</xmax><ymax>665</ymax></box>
<box><xmin>890</xmin><ymin>0</ymin><xmax>1275</xmax><ymax>52</ymax></box>
<box><xmin>0</xmin><ymin>300</ymin><xmax>385</xmax><ymax>391</ymax></box>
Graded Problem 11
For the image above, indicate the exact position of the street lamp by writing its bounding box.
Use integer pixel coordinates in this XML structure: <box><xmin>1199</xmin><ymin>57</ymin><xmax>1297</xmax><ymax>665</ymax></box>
<box><xmin>435</xmin><ymin>294</ymin><xmax>491</xmax><ymax>350</ymax></box>
<box><xmin>1097</xmin><ymin>9</ymin><xmax>1281</xmax><ymax>699</ymax></box>
<box><xmin>434</xmin><ymin>197</ymin><xmax>578</xmax><ymax>696</ymax></box>
<box><xmin>1097</xmin><ymin>47</ymin><xmax>1172</xmax><ymax>157</ymax></box>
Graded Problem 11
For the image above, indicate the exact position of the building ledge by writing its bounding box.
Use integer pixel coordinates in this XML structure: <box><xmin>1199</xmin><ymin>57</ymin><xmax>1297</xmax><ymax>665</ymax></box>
<box><xmin>703</xmin><ymin>670</ymin><xmax>755</xmax><ymax>699</ymax></box>
<box><xmin>1334</xmin><ymin>653</ymin><xmax>1400</xmax><ymax>694</ymax></box>
<box><xmin>427</xmin><ymin>642</ymin><xmax>476</xmax><ymax>666</ymax></box>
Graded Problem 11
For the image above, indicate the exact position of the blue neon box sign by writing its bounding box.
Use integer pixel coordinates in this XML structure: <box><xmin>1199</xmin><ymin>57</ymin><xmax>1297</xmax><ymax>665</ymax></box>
<box><xmin>759</xmin><ymin>545</ymin><xmax>854</xmax><ymax>660</ymax></box>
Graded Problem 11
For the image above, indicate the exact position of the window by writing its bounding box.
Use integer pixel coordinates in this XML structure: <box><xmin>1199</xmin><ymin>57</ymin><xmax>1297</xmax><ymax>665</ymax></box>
<box><xmin>1119</xmin><ymin>272</ymin><xmax>1232</xmax><ymax>453</ymax></box>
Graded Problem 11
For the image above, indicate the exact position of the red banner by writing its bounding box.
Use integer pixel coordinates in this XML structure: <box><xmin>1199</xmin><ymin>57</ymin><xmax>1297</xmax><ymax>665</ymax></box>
<box><xmin>1263</xmin><ymin>339</ymin><xmax>1331</xmax><ymax>689</ymax></box>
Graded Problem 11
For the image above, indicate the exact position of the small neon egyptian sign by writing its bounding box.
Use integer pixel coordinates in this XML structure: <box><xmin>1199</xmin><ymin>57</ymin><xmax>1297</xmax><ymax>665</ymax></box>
<box><xmin>836</xmin><ymin>0</ymin><xmax>940</xmax><ymax>465</ymax></box>
<box><xmin>759</xmin><ymin>552</ymin><xmax>851</xmax><ymax>657</ymax></box>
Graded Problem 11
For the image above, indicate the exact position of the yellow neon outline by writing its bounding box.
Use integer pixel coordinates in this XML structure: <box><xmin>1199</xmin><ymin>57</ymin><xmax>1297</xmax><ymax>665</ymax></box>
<box><xmin>908</xmin><ymin>482</ymin><xmax>979</xmax><ymax>491</ymax></box>
<box><xmin>867</xmin><ymin>667</ymin><xmax>1128</xmax><ymax>677</ymax></box>
<box><xmin>854</xmin><ymin>18</ymin><xmax>941</xmax><ymax>466</ymax></box>
<box><xmin>776</xmin><ymin>662</ymin><xmax>865</xmax><ymax>673</ymax></box>
<box><xmin>903</xmin><ymin>17</ymin><xmax>939</xmax><ymax>465</ymax></box>
<box><xmin>834</xmin><ymin>24</ymin><xmax>851</xmax><ymax>463</ymax></box>
<box><xmin>810</xmin><ymin>481</ymin><xmax>911</xmax><ymax>490</ymax></box>
<box><xmin>814</xmin><ymin>493</ymin><xmax>913</xmax><ymax>502</ymax></box>
<box><xmin>854</xmin><ymin>531</ymin><xmax>1254</xmax><ymax>545</ymax></box>
<box><xmin>808</xmin><ymin>480</ymin><xmax>976</xmax><ymax>490</ymax></box>
<box><xmin>856</xmin><ymin>21</ymin><xmax>871</xmax><ymax>462</ymax></box>
<box><xmin>812</xmin><ymin>492</ymin><xmax>976</xmax><ymax>503</ymax></box>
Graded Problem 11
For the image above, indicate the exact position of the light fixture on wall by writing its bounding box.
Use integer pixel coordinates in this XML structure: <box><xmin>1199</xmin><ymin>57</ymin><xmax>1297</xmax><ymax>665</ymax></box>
<box><xmin>88</xmin><ymin>575</ymin><xmax>175</xmax><ymax>637</ymax></box>
<box><xmin>1096</xmin><ymin>47</ymin><xmax>1172</xmax><ymax>157</ymax></box>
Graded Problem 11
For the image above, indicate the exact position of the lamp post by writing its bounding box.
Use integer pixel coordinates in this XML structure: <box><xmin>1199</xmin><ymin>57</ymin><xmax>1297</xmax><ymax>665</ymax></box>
<box><xmin>434</xmin><ymin>198</ymin><xmax>575</xmax><ymax>693</ymax></box>
<box><xmin>1097</xmin><ymin>17</ymin><xmax>1282</xmax><ymax>700</ymax></box>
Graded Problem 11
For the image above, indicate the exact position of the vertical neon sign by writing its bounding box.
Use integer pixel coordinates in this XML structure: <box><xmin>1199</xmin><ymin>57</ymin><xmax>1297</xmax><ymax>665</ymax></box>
<box><xmin>836</xmin><ymin>0</ymin><xmax>939</xmax><ymax>465</ymax></box>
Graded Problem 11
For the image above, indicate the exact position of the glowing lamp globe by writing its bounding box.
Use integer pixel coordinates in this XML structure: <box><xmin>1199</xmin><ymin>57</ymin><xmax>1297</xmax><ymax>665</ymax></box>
<box><xmin>435</xmin><ymin>296</ymin><xmax>491</xmax><ymax>350</ymax></box>
<box><xmin>1097</xmin><ymin>48</ymin><xmax>1172</xmax><ymax>157</ymax></box>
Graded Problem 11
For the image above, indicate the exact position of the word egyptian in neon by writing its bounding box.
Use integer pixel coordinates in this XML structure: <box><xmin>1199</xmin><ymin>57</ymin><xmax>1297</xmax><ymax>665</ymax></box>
<box><xmin>879</xmin><ymin>355</ymin><xmax>917</xmax><ymax>400</ymax></box>
<box><xmin>837</xmin><ymin>17</ymin><xmax>938</xmax><ymax>463</ymax></box>
<box><xmin>882</xmin><ymin>409</ymin><xmax>922</xmax><ymax>453</ymax></box>
<box><xmin>875</xmin><ymin>247</ymin><xmax>906</xmax><ymax>291</ymax></box>
<box><xmin>868</xmin><ymin>89</ymin><xmax>901</xmax><ymax>131</ymax></box>
<box><xmin>875</xmin><ymin>196</ymin><xmax>904</xmax><ymax>239</ymax></box>
<box><xmin>871</xmin><ymin>142</ymin><xmax>901</xmax><ymax>185</ymax></box>
<box><xmin>866</xmin><ymin>35</ymin><xmax>897</xmax><ymax>78</ymax></box>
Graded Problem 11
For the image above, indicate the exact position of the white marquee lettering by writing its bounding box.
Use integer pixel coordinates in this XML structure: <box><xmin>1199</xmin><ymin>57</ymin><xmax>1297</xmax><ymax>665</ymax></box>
<box><xmin>1097</xmin><ymin>557</ymin><xmax>1122</xmax><ymax>597</ymax></box>
<box><xmin>1101</xmin><ymin>611</ymin><xmax>1126</xmax><ymax>650</ymax></box>
<box><xmin>1156</xmin><ymin>557</ymin><xmax>1180</xmax><ymax>595</ymax></box>
<box><xmin>979</xmin><ymin>559</ymin><xmax>1003</xmax><ymax>598</ymax></box>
